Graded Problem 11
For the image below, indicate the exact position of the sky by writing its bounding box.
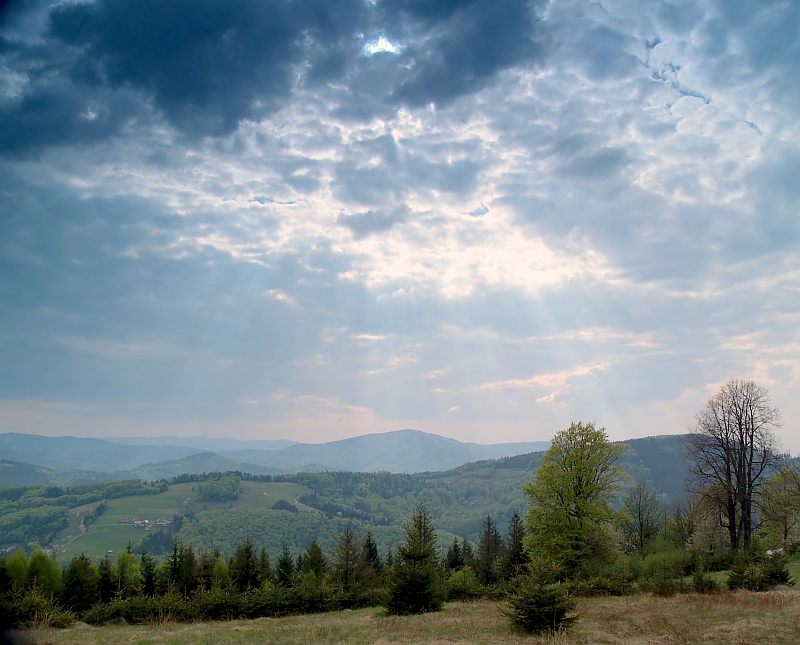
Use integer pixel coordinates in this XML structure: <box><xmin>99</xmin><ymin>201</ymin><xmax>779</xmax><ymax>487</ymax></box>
<box><xmin>0</xmin><ymin>0</ymin><xmax>798</xmax><ymax>453</ymax></box>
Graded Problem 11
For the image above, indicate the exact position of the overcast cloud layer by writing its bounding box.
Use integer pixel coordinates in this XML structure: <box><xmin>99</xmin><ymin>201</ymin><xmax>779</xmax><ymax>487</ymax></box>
<box><xmin>1</xmin><ymin>0</ymin><xmax>798</xmax><ymax>453</ymax></box>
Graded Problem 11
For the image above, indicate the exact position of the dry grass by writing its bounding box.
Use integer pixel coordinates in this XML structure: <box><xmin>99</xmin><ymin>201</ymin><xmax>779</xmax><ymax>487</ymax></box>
<box><xmin>11</xmin><ymin>589</ymin><xmax>800</xmax><ymax>645</ymax></box>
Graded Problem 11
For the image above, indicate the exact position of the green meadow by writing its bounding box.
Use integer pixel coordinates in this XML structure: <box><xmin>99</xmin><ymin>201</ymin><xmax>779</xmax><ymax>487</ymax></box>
<box><xmin>56</xmin><ymin>481</ymin><xmax>309</xmax><ymax>561</ymax></box>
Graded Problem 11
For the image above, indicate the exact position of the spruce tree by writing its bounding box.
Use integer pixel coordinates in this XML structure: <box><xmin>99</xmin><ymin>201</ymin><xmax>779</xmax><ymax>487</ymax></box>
<box><xmin>258</xmin><ymin>547</ymin><xmax>273</xmax><ymax>586</ymax></box>
<box><xmin>333</xmin><ymin>528</ymin><xmax>359</xmax><ymax>592</ymax></box>
<box><xmin>475</xmin><ymin>514</ymin><xmax>504</xmax><ymax>586</ymax></box>
<box><xmin>97</xmin><ymin>555</ymin><xmax>115</xmax><ymax>604</ymax></box>
<box><xmin>384</xmin><ymin>504</ymin><xmax>443</xmax><ymax>615</ymax></box>
<box><xmin>140</xmin><ymin>552</ymin><xmax>156</xmax><ymax>596</ymax></box>
<box><xmin>276</xmin><ymin>546</ymin><xmax>295</xmax><ymax>587</ymax></box>
<box><xmin>500</xmin><ymin>511</ymin><xmax>528</xmax><ymax>580</ymax></box>
<box><xmin>61</xmin><ymin>554</ymin><xmax>99</xmax><ymax>613</ymax></box>
<box><xmin>445</xmin><ymin>537</ymin><xmax>464</xmax><ymax>571</ymax></box>
<box><xmin>461</xmin><ymin>538</ymin><xmax>476</xmax><ymax>570</ymax></box>
<box><xmin>301</xmin><ymin>539</ymin><xmax>328</xmax><ymax>577</ymax></box>
<box><xmin>230</xmin><ymin>538</ymin><xmax>259</xmax><ymax>591</ymax></box>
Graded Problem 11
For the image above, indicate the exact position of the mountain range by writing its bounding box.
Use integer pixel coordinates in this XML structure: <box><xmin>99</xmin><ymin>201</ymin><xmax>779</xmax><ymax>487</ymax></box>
<box><xmin>0</xmin><ymin>429</ymin><xmax>552</xmax><ymax>483</ymax></box>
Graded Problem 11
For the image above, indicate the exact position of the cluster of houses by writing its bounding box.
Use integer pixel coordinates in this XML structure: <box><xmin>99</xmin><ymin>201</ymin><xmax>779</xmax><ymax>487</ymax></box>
<box><xmin>118</xmin><ymin>518</ymin><xmax>173</xmax><ymax>530</ymax></box>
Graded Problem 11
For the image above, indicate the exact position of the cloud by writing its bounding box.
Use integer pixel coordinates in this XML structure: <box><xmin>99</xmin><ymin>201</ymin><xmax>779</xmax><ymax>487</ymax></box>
<box><xmin>1</xmin><ymin>0</ymin><xmax>799</xmax><ymax>454</ymax></box>
<box><xmin>338</xmin><ymin>206</ymin><xmax>408</xmax><ymax>238</ymax></box>
<box><xmin>384</xmin><ymin>0</ymin><xmax>546</xmax><ymax>106</ymax></box>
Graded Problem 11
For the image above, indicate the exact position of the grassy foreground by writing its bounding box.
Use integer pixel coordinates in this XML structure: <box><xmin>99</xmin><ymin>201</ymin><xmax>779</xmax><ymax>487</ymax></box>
<box><xmin>10</xmin><ymin>589</ymin><xmax>800</xmax><ymax>645</ymax></box>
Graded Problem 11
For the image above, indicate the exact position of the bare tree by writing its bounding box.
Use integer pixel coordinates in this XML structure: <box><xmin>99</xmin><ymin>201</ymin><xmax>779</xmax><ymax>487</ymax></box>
<box><xmin>619</xmin><ymin>480</ymin><xmax>666</xmax><ymax>553</ymax></box>
<box><xmin>685</xmin><ymin>379</ymin><xmax>781</xmax><ymax>552</ymax></box>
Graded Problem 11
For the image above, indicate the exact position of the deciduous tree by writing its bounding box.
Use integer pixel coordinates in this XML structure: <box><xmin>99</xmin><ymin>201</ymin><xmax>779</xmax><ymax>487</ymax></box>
<box><xmin>523</xmin><ymin>421</ymin><xmax>626</xmax><ymax>578</ymax></box>
<box><xmin>685</xmin><ymin>379</ymin><xmax>781</xmax><ymax>552</ymax></box>
<box><xmin>758</xmin><ymin>466</ymin><xmax>800</xmax><ymax>550</ymax></box>
<box><xmin>618</xmin><ymin>481</ymin><xmax>666</xmax><ymax>554</ymax></box>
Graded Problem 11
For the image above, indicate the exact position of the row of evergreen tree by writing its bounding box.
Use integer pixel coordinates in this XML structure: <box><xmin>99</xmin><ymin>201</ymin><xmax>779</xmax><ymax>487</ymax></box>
<box><xmin>0</xmin><ymin>506</ymin><xmax>529</xmax><ymax>627</ymax></box>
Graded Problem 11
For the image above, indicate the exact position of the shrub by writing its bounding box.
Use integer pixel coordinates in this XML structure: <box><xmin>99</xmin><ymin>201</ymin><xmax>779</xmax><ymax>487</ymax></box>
<box><xmin>728</xmin><ymin>551</ymin><xmax>795</xmax><ymax>591</ymax></box>
<box><xmin>642</xmin><ymin>547</ymin><xmax>689</xmax><ymax>596</ymax></box>
<box><xmin>692</xmin><ymin>570</ymin><xmax>720</xmax><ymax>593</ymax></box>
<box><xmin>2</xmin><ymin>587</ymin><xmax>75</xmax><ymax>628</ymax></box>
<box><xmin>446</xmin><ymin>567</ymin><xmax>481</xmax><ymax>601</ymax></box>
<box><xmin>503</xmin><ymin>572</ymin><xmax>576</xmax><ymax>634</ymax></box>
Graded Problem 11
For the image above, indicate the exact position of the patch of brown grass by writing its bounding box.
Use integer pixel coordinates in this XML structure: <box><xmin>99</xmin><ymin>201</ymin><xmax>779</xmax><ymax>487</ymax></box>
<box><xmin>13</xmin><ymin>590</ymin><xmax>800</xmax><ymax>645</ymax></box>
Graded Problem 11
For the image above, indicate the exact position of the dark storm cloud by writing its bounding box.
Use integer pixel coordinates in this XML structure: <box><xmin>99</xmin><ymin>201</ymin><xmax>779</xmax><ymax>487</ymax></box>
<box><xmin>1</xmin><ymin>0</ymin><xmax>549</xmax><ymax>155</ymax></box>
<box><xmin>45</xmin><ymin>0</ymin><xmax>366</xmax><ymax>135</ymax></box>
<box><xmin>383</xmin><ymin>0</ymin><xmax>545</xmax><ymax>106</ymax></box>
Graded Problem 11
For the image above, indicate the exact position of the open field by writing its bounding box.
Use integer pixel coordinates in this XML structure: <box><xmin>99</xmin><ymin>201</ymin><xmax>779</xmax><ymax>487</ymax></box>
<box><xmin>56</xmin><ymin>481</ymin><xmax>308</xmax><ymax>561</ymax></box>
<box><xmin>13</xmin><ymin>590</ymin><xmax>800</xmax><ymax>645</ymax></box>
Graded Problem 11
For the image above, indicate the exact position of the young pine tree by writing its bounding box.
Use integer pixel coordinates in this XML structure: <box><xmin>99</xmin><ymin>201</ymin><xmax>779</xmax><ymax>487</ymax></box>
<box><xmin>60</xmin><ymin>554</ymin><xmax>99</xmax><ymax>613</ymax></box>
<box><xmin>499</xmin><ymin>511</ymin><xmax>528</xmax><ymax>580</ymax></box>
<box><xmin>384</xmin><ymin>504</ymin><xmax>443</xmax><ymax>615</ymax></box>
<box><xmin>276</xmin><ymin>546</ymin><xmax>296</xmax><ymax>587</ymax></box>
<box><xmin>475</xmin><ymin>514</ymin><xmax>505</xmax><ymax>586</ymax></box>
<box><xmin>229</xmin><ymin>538</ymin><xmax>260</xmax><ymax>592</ymax></box>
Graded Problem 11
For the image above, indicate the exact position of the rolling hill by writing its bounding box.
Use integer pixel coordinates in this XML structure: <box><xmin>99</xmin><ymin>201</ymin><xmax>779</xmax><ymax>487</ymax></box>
<box><xmin>0</xmin><ymin>429</ymin><xmax>550</xmax><ymax>480</ymax></box>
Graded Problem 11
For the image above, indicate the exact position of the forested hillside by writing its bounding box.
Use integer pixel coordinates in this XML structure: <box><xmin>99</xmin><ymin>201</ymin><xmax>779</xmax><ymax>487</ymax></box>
<box><xmin>0</xmin><ymin>435</ymin><xmax>690</xmax><ymax>561</ymax></box>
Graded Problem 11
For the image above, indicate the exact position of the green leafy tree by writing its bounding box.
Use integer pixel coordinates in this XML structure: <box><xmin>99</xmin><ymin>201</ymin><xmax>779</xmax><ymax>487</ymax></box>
<box><xmin>758</xmin><ymin>468</ymin><xmax>800</xmax><ymax>550</ymax></box>
<box><xmin>170</xmin><ymin>542</ymin><xmax>198</xmax><ymax>596</ymax></box>
<box><xmin>197</xmin><ymin>550</ymin><xmax>214</xmax><ymax>591</ymax></box>
<box><xmin>211</xmin><ymin>555</ymin><xmax>231</xmax><ymax>590</ymax></box>
<box><xmin>524</xmin><ymin>421</ymin><xmax>626</xmax><ymax>579</ymax></box>
<box><xmin>461</xmin><ymin>537</ymin><xmax>475</xmax><ymax>570</ymax></box>
<box><xmin>0</xmin><ymin>556</ymin><xmax>11</xmax><ymax>596</ymax></box>
<box><xmin>384</xmin><ymin>504</ymin><xmax>443</xmax><ymax>615</ymax></box>
<box><xmin>115</xmin><ymin>546</ymin><xmax>142</xmax><ymax>598</ymax></box>
<box><xmin>5</xmin><ymin>549</ymin><xmax>28</xmax><ymax>592</ymax></box>
<box><xmin>26</xmin><ymin>549</ymin><xmax>62</xmax><ymax>598</ymax></box>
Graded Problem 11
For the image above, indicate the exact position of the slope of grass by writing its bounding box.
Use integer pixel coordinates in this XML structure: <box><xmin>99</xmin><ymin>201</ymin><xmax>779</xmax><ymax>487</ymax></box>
<box><xmin>55</xmin><ymin>481</ymin><xmax>308</xmax><ymax>561</ymax></box>
<box><xmin>14</xmin><ymin>590</ymin><xmax>800</xmax><ymax>645</ymax></box>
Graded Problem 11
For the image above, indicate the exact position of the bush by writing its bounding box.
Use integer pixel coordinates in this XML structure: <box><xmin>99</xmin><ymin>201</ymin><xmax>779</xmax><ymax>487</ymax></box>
<box><xmin>446</xmin><ymin>567</ymin><xmax>481</xmax><ymax>601</ymax></box>
<box><xmin>728</xmin><ymin>551</ymin><xmax>794</xmax><ymax>591</ymax></box>
<box><xmin>642</xmin><ymin>547</ymin><xmax>690</xmax><ymax>596</ymax></box>
<box><xmin>692</xmin><ymin>570</ymin><xmax>720</xmax><ymax>593</ymax></box>
<box><xmin>503</xmin><ymin>572</ymin><xmax>576</xmax><ymax>634</ymax></box>
<box><xmin>383</xmin><ymin>561</ymin><xmax>444</xmax><ymax>615</ymax></box>
<box><xmin>2</xmin><ymin>587</ymin><xmax>75</xmax><ymax>628</ymax></box>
